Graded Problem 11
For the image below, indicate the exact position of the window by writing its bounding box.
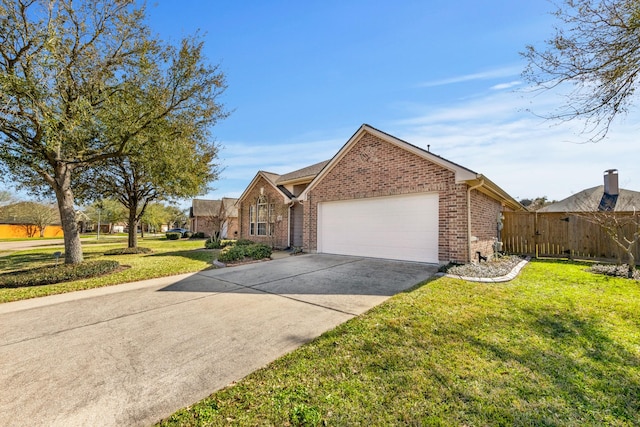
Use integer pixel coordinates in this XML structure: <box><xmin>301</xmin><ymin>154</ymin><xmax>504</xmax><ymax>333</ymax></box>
<box><xmin>249</xmin><ymin>205</ymin><xmax>255</xmax><ymax>235</ymax></box>
<box><xmin>268</xmin><ymin>203</ymin><xmax>275</xmax><ymax>236</ymax></box>
<box><xmin>257</xmin><ymin>195</ymin><xmax>267</xmax><ymax>236</ymax></box>
<box><xmin>249</xmin><ymin>196</ymin><xmax>277</xmax><ymax>237</ymax></box>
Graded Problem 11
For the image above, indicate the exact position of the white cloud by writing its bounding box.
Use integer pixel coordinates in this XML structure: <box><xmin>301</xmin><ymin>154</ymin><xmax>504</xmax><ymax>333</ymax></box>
<box><xmin>391</xmin><ymin>89</ymin><xmax>640</xmax><ymax>201</ymax></box>
<box><xmin>204</xmin><ymin>136</ymin><xmax>344</xmax><ymax>199</ymax></box>
<box><xmin>418</xmin><ymin>65</ymin><xmax>522</xmax><ymax>88</ymax></box>
<box><xmin>491</xmin><ymin>81</ymin><xmax>522</xmax><ymax>90</ymax></box>
<box><xmin>208</xmin><ymin>69</ymin><xmax>640</xmax><ymax>206</ymax></box>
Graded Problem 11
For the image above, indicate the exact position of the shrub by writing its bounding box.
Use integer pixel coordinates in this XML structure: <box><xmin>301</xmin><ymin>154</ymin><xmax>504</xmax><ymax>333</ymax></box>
<box><xmin>184</xmin><ymin>232</ymin><xmax>193</xmax><ymax>238</ymax></box>
<box><xmin>165</xmin><ymin>232</ymin><xmax>181</xmax><ymax>240</ymax></box>
<box><xmin>0</xmin><ymin>260</ymin><xmax>120</xmax><ymax>288</ymax></box>
<box><xmin>216</xmin><ymin>243</ymin><xmax>272</xmax><ymax>263</ymax></box>
<box><xmin>104</xmin><ymin>247</ymin><xmax>152</xmax><ymax>256</ymax></box>
<box><xmin>246</xmin><ymin>243</ymin><xmax>272</xmax><ymax>260</ymax></box>
<box><xmin>191</xmin><ymin>232</ymin><xmax>206</xmax><ymax>239</ymax></box>
<box><xmin>217</xmin><ymin>245</ymin><xmax>246</xmax><ymax>263</ymax></box>
<box><xmin>204</xmin><ymin>238</ymin><xmax>221</xmax><ymax>249</ymax></box>
<box><xmin>205</xmin><ymin>237</ymin><xmax>237</xmax><ymax>249</ymax></box>
<box><xmin>235</xmin><ymin>238</ymin><xmax>254</xmax><ymax>246</ymax></box>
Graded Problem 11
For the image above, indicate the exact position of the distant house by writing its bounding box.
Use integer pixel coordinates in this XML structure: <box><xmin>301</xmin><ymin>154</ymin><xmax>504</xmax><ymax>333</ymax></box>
<box><xmin>0</xmin><ymin>202</ymin><xmax>63</xmax><ymax>238</ymax></box>
<box><xmin>190</xmin><ymin>198</ymin><xmax>238</xmax><ymax>238</ymax></box>
<box><xmin>539</xmin><ymin>169</ymin><xmax>640</xmax><ymax>213</ymax></box>
<box><xmin>220</xmin><ymin>197</ymin><xmax>239</xmax><ymax>239</ymax></box>
<box><xmin>237</xmin><ymin>124</ymin><xmax>523</xmax><ymax>264</ymax></box>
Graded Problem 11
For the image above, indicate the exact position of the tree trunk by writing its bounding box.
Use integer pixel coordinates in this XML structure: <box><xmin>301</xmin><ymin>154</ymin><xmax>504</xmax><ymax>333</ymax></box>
<box><xmin>128</xmin><ymin>207</ymin><xmax>138</xmax><ymax>248</ymax></box>
<box><xmin>53</xmin><ymin>166</ymin><xmax>83</xmax><ymax>264</ymax></box>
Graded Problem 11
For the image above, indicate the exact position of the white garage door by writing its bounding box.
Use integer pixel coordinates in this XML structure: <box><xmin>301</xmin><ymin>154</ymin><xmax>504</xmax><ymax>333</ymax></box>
<box><xmin>318</xmin><ymin>192</ymin><xmax>439</xmax><ymax>263</ymax></box>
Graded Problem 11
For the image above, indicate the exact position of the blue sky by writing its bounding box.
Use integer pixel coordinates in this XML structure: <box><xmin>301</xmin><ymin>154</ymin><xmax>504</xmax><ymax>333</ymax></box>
<box><xmin>146</xmin><ymin>0</ymin><xmax>640</xmax><ymax>205</ymax></box>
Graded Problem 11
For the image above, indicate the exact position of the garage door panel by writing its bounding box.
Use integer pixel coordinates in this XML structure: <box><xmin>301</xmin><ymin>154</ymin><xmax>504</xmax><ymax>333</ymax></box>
<box><xmin>318</xmin><ymin>193</ymin><xmax>439</xmax><ymax>263</ymax></box>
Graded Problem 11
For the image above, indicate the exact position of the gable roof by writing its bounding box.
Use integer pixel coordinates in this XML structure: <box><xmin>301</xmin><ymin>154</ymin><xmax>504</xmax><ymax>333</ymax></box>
<box><xmin>238</xmin><ymin>161</ymin><xmax>330</xmax><ymax>203</ymax></box>
<box><xmin>191</xmin><ymin>199</ymin><xmax>222</xmax><ymax>217</ymax></box>
<box><xmin>299</xmin><ymin>124</ymin><xmax>522</xmax><ymax>210</ymax></box>
<box><xmin>276</xmin><ymin>160</ymin><xmax>330</xmax><ymax>185</ymax></box>
<box><xmin>237</xmin><ymin>170</ymin><xmax>290</xmax><ymax>203</ymax></box>
<box><xmin>538</xmin><ymin>186</ymin><xmax>640</xmax><ymax>212</ymax></box>
<box><xmin>221</xmin><ymin>197</ymin><xmax>239</xmax><ymax>217</ymax></box>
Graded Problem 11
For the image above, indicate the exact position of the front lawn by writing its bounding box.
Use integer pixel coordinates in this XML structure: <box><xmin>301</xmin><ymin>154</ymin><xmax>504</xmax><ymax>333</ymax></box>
<box><xmin>159</xmin><ymin>259</ymin><xmax>640</xmax><ymax>426</ymax></box>
<box><xmin>0</xmin><ymin>237</ymin><xmax>217</xmax><ymax>303</ymax></box>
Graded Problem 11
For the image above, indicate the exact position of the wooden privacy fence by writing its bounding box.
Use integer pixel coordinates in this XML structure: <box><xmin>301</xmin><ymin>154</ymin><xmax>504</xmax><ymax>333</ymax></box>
<box><xmin>502</xmin><ymin>211</ymin><xmax>640</xmax><ymax>263</ymax></box>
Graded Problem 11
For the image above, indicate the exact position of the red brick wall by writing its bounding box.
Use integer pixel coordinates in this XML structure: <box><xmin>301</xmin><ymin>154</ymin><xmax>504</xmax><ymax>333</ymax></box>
<box><xmin>303</xmin><ymin>132</ymin><xmax>472</xmax><ymax>263</ymax></box>
<box><xmin>224</xmin><ymin>218</ymin><xmax>239</xmax><ymax>239</ymax></box>
<box><xmin>239</xmin><ymin>176</ymin><xmax>290</xmax><ymax>248</ymax></box>
<box><xmin>469</xmin><ymin>189</ymin><xmax>504</xmax><ymax>261</ymax></box>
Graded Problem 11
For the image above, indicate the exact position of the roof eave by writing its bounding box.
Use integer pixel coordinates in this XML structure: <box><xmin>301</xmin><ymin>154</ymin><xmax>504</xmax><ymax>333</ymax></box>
<box><xmin>238</xmin><ymin>171</ymin><xmax>292</xmax><ymax>204</ymax></box>
<box><xmin>467</xmin><ymin>175</ymin><xmax>524</xmax><ymax>211</ymax></box>
<box><xmin>276</xmin><ymin>175</ymin><xmax>316</xmax><ymax>186</ymax></box>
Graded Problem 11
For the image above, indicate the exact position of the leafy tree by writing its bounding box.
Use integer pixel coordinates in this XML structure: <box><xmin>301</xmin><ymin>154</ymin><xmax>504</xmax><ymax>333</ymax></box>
<box><xmin>84</xmin><ymin>199</ymin><xmax>127</xmax><ymax>234</ymax></box>
<box><xmin>85</xmin><ymin>92</ymin><xmax>224</xmax><ymax>248</ymax></box>
<box><xmin>165</xmin><ymin>205</ymin><xmax>188</xmax><ymax>229</ymax></box>
<box><xmin>141</xmin><ymin>202</ymin><xmax>172</xmax><ymax>234</ymax></box>
<box><xmin>522</xmin><ymin>0</ymin><xmax>640</xmax><ymax>141</ymax></box>
<box><xmin>0</xmin><ymin>0</ymin><xmax>225</xmax><ymax>263</ymax></box>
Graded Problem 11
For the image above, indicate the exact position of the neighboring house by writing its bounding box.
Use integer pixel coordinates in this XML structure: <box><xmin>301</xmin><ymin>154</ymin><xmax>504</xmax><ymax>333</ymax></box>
<box><xmin>220</xmin><ymin>197</ymin><xmax>239</xmax><ymax>239</ymax></box>
<box><xmin>190</xmin><ymin>198</ymin><xmax>239</xmax><ymax>238</ymax></box>
<box><xmin>0</xmin><ymin>202</ymin><xmax>63</xmax><ymax>238</ymax></box>
<box><xmin>238</xmin><ymin>124</ymin><xmax>523</xmax><ymax>264</ymax></box>
<box><xmin>538</xmin><ymin>169</ymin><xmax>640</xmax><ymax>213</ymax></box>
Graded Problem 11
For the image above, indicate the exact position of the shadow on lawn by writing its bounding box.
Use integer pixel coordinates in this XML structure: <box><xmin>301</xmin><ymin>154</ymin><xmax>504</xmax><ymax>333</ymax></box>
<box><xmin>147</xmin><ymin>248</ymin><xmax>217</xmax><ymax>263</ymax></box>
<box><xmin>0</xmin><ymin>252</ymin><xmax>61</xmax><ymax>272</ymax></box>
<box><xmin>462</xmin><ymin>308</ymin><xmax>640</xmax><ymax>424</ymax></box>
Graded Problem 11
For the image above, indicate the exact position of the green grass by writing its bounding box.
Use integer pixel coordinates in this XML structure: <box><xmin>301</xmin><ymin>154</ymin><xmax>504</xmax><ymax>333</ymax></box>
<box><xmin>158</xmin><ymin>259</ymin><xmax>640</xmax><ymax>426</ymax></box>
<box><xmin>0</xmin><ymin>237</ymin><xmax>217</xmax><ymax>303</ymax></box>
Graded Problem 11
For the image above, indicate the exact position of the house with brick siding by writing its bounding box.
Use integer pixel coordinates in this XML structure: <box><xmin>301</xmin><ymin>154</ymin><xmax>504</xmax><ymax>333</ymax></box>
<box><xmin>190</xmin><ymin>197</ymin><xmax>238</xmax><ymax>238</ymax></box>
<box><xmin>238</xmin><ymin>124</ymin><xmax>523</xmax><ymax>264</ymax></box>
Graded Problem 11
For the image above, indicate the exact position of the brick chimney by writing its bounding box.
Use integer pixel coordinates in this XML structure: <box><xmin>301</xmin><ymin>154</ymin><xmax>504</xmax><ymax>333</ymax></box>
<box><xmin>604</xmin><ymin>169</ymin><xmax>619</xmax><ymax>196</ymax></box>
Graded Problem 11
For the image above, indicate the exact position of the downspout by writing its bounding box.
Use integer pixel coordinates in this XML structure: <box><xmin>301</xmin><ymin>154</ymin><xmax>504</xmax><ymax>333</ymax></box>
<box><xmin>467</xmin><ymin>178</ymin><xmax>484</xmax><ymax>263</ymax></box>
<box><xmin>287</xmin><ymin>200</ymin><xmax>292</xmax><ymax>248</ymax></box>
<box><xmin>286</xmin><ymin>197</ymin><xmax>299</xmax><ymax>248</ymax></box>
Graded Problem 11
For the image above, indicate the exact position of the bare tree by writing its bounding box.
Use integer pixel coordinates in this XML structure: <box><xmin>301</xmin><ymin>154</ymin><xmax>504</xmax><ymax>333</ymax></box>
<box><xmin>520</xmin><ymin>196</ymin><xmax>553</xmax><ymax>211</ymax></box>
<box><xmin>522</xmin><ymin>0</ymin><xmax>640</xmax><ymax>141</ymax></box>
<box><xmin>7</xmin><ymin>201</ymin><xmax>59</xmax><ymax>237</ymax></box>
<box><xmin>570</xmin><ymin>189</ymin><xmax>640</xmax><ymax>277</ymax></box>
<box><xmin>0</xmin><ymin>191</ymin><xmax>13</xmax><ymax>206</ymax></box>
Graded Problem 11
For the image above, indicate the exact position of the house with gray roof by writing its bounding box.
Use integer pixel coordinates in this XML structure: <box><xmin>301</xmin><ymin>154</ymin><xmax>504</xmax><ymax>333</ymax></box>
<box><xmin>190</xmin><ymin>198</ymin><xmax>238</xmax><ymax>238</ymax></box>
<box><xmin>236</xmin><ymin>124</ymin><xmax>523</xmax><ymax>263</ymax></box>
<box><xmin>539</xmin><ymin>170</ymin><xmax>640</xmax><ymax>213</ymax></box>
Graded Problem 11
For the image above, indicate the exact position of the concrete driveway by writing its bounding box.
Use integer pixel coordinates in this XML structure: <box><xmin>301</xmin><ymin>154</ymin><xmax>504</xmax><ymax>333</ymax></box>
<box><xmin>0</xmin><ymin>254</ymin><xmax>437</xmax><ymax>427</ymax></box>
